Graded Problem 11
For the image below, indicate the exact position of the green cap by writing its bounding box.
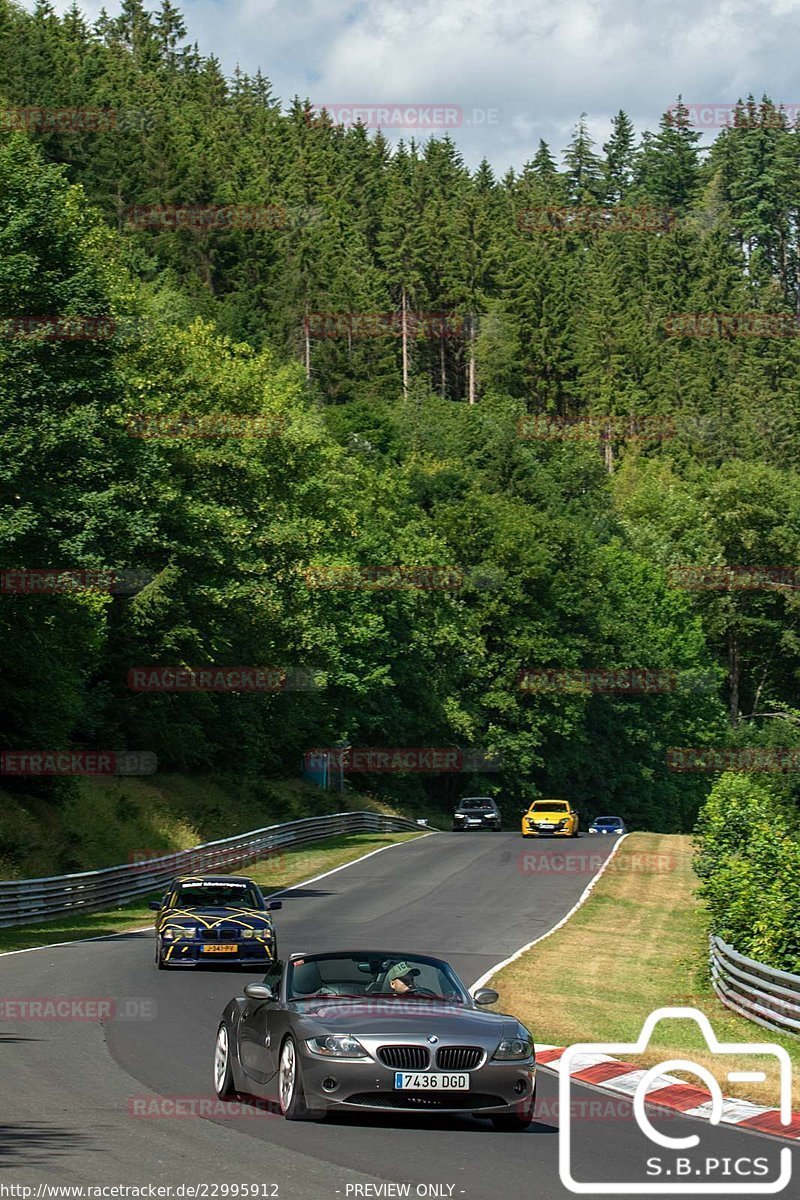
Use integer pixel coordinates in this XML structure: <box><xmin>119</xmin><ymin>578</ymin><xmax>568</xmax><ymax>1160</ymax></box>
<box><xmin>385</xmin><ymin>961</ymin><xmax>417</xmax><ymax>984</ymax></box>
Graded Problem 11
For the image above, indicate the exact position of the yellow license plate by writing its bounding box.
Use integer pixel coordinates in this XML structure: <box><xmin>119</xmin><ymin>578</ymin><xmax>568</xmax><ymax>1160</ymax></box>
<box><xmin>202</xmin><ymin>944</ymin><xmax>238</xmax><ymax>953</ymax></box>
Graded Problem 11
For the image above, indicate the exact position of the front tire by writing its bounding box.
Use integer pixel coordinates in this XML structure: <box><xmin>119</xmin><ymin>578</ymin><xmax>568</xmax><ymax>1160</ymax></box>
<box><xmin>213</xmin><ymin>1023</ymin><xmax>238</xmax><ymax>1099</ymax></box>
<box><xmin>278</xmin><ymin>1036</ymin><xmax>323</xmax><ymax>1121</ymax></box>
<box><xmin>155</xmin><ymin>935</ymin><xmax>168</xmax><ymax>970</ymax></box>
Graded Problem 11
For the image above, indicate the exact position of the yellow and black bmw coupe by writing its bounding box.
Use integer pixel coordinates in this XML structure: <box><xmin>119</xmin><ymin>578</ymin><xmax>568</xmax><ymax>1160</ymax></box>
<box><xmin>151</xmin><ymin>874</ymin><xmax>282</xmax><ymax>970</ymax></box>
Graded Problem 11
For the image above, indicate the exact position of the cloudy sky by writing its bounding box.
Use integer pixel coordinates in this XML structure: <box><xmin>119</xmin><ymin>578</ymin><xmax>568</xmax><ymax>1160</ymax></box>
<box><xmin>27</xmin><ymin>0</ymin><xmax>800</xmax><ymax>171</ymax></box>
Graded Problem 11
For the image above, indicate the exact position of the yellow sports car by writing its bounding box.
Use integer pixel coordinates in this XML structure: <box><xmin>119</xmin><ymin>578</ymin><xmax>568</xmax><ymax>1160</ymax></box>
<box><xmin>521</xmin><ymin>799</ymin><xmax>580</xmax><ymax>838</ymax></box>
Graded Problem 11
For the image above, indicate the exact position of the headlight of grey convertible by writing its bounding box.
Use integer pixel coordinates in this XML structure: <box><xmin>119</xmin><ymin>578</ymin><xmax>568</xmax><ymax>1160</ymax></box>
<box><xmin>306</xmin><ymin>1034</ymin><xmax>369</xmax><ymax>1058</ymax></box>
<box><xmin>492</xmin><ymin>1036</ymin><xmax>534</xmax><ymax>1061</ymax></box>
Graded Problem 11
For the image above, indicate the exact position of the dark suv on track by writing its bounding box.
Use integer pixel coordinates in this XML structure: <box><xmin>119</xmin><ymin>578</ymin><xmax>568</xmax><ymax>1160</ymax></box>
<box><xmin>452</xmin><ymin>797</ymin><xmax>502</xmax><ymax>832</ymax></box>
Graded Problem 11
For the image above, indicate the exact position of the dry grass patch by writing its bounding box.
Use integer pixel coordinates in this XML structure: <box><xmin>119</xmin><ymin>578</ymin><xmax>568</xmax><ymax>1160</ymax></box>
<box><xmin>491</xmin><ymin>833</ymin><xmax>800</xmax><ymax>1109</ymax></box>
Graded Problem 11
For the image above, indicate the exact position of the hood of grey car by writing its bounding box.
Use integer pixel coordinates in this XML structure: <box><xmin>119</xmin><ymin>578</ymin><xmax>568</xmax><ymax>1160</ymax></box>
<box><xmin>289</xmin><ymin>999</ymin><xmax>519</xmax><ymax>1038</ymax></box>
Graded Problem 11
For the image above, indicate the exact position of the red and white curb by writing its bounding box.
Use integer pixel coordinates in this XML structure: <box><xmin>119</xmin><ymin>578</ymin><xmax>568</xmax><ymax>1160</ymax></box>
<box><xmin>536</xmin><ymin>1045</ymin><xmax>800</xmax><ymax>1141</ymax></box>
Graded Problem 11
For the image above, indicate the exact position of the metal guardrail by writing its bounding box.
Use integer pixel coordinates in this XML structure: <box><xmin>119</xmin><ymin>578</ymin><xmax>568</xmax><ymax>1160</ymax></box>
<box><xmin>0</xmin><ymin>811</ymin><xmax>427</xmax><ymax>929</ymax></box>
<box><xmin>710</xmin><ymin>934</ymin><xmax>800</xmax><ymax>1037</ymax></box>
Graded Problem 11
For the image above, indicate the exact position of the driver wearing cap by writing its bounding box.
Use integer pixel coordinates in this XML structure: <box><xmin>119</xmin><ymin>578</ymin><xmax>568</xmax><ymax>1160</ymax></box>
<box><xmin>385</xmin><ymin>961</ymin><xmax>420</xmax><ymax>994</ymax></box>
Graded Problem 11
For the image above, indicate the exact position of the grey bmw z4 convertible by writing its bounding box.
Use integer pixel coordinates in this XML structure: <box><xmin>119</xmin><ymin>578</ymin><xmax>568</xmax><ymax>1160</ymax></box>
<box><xmin>214</xmin><ymin>950</ymin><xmax>536</xmax><ymax>1129</ymax></box>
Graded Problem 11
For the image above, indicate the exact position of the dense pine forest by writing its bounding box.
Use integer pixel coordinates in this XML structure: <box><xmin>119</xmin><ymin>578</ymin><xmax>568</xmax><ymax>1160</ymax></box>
<box><xmin>1</xmin><ymin>0</ymin><xmax>799</xmax><ymax>837</ymax></box>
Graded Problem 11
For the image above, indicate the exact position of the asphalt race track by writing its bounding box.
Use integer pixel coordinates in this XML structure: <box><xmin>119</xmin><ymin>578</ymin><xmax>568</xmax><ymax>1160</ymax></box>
<box><xmin>1</xmin><ymin>833</ymin><xmax>795</xmax><ymax>1199</ymax></box>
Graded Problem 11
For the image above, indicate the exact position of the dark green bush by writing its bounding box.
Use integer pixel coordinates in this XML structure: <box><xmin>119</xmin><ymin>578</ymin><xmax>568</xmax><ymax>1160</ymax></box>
<box><xmin>694</xmin><ymin>774</ymin><xmax>800</xmax><ymax>972</ymax></box>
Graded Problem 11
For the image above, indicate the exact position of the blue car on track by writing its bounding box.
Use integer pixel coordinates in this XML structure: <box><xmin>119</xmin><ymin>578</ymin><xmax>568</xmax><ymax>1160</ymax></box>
<box><xmin>587</xmin><ymin>816</ymin><xmax>627</xmax><ymax>835</ymax></box>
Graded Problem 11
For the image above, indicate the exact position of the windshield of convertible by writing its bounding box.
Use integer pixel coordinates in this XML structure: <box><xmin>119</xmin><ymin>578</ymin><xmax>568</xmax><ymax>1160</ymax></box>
<box><xmin>173</xmin><ymin>881</ymin><xmax>263</xmax><ymax>909</ymax></box>
<box><xmin>287</xmin><ymin>953</ymin><xmax>470</xmax><ymax>1002</ymax></box>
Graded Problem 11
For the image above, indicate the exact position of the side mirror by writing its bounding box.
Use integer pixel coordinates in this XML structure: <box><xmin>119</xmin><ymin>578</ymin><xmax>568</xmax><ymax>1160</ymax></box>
<box><xmin>244</xmin><ymin>983</ymin><xmax>275</xmax><ymax>1002</ymax></box>
<box><xmin>472</xmin><ymin>988</ymin><xmax>499</xmax><ymax>1006</ymax></box>
<box><xmin>148</xmin><ymin>900</ymin><xmax>161</xmax><ymax>911</ymax></box>
<box><xmin>267</xmin><ymin>900</ymin><xmax>282</xmax><ymax>911</ymax></box>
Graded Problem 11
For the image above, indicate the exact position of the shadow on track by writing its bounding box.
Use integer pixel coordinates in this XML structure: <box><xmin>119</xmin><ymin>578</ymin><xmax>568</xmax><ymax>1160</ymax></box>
<box><xmin>0</xmin><ymin>1123</ymin><xmax>93</xmax><ymax>1168</ymax></box>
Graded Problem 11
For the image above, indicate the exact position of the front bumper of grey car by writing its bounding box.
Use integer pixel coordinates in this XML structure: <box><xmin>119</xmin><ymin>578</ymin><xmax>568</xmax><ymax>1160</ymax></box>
<box><xmin>297</xmin><ymin>1038</ymin><xmax>536</xmax><ymax>1114</ymax></box>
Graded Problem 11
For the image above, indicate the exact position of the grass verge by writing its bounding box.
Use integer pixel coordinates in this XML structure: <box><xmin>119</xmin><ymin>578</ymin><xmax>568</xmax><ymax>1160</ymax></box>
<box><xmin>0</xmin><ymin>831</ymin><xmax>424</xmax><ymax>955</ymax></box>
<box><xmin>0</xmin><ymin>772</ymin><xmax>435</xmax><ymax>880</ymax></box>
<box><xmin>490</xmin><ymin>832</ymin><xmax>800</xmax><ymax>1109</ymax></box>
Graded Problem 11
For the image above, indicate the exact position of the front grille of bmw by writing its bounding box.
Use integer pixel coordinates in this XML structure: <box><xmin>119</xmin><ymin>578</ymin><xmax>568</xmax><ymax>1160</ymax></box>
<box><xmin>377</xmin><ymin>1045</ymin><xmax>430</xmax><ymax>1070</ymax></box>
<box><xmin>436</xmin><ymin>1046</ymin><xmax>484</xmax><ymax>1070</ymax></box>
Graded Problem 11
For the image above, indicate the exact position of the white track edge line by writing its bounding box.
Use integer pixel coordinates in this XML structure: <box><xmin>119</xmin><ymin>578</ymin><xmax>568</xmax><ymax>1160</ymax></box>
<box><xmin>0</xmin><ymin>829</ymin><xmax>433</xmax><ymax>958</ymax></box>
<box><xmin>469</xmin><ymin>833</ymin><xmax>630</xmax><ymax>990</ymax></box>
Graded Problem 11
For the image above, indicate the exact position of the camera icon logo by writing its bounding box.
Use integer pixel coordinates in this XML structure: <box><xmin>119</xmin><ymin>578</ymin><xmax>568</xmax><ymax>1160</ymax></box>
<box><xmin>559</xmin><ymin>1006</ymin><xmax>793</xmax><ymax>1194</ymax></box>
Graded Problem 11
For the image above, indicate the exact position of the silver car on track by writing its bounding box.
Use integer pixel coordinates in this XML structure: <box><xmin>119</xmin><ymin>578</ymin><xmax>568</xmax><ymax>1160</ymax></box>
<box><xmin>214</xmin><ymin>950</ymin><xmax>536</xmax><ymax>1129</ymax></box>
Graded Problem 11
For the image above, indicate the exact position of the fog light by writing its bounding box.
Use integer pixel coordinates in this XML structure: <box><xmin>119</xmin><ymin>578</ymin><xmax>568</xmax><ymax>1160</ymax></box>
<box><xmin>514</xmin><ymin>1079</ymin><xmax>527</xmax><ymax>1095</ymax></box>
<box><xmin>322</xmin><ymin>1077</ymin><xmax>338</xmax><ymax>1092</ymax></box>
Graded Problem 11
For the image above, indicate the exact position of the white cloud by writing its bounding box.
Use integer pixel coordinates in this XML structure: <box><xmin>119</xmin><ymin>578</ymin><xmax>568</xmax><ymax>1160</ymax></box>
<box><xmin>22</xmin><ymin>0</ymin><xmax>800</xmax><ymax>170</ymax></box>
